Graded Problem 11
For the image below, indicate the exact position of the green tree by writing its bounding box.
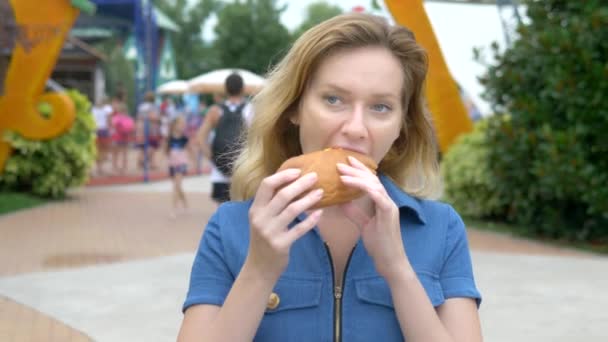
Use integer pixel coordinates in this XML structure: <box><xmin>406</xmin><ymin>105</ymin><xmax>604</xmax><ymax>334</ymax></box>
<box><xmin>95</xmin><ymin>38</ymin><xmax>136</xmax><ymax>113</ymax></box>
<box><xmin>478</xmin><ymin>0</ymin><xmax>608</xmax><ymax>242</ymax></box>
<box><xmin>292</xmin><ymin>1</ymin><xmax>343</xmax><ymax>40</ymax></box>
<box><xmin>213</xmin><ymin>0</ymin><xmax>291</xmax><ymax>75</ymax></box>
<box><xmin>154</xmin><ymin>0</ymin><xmax>220</xmax><ymax>78</ymax></box>
<box><xmin>441</xmin><ymin>117</ymin><xmax>508</xmax><ymax>219</ymax></box>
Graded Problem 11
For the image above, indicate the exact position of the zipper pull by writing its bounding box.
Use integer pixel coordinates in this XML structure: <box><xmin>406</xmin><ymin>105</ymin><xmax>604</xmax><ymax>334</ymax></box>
<box><xmin>335</xmin><ymin>286</ymin><xmax>342</xmax><ymax>300</ymax></box>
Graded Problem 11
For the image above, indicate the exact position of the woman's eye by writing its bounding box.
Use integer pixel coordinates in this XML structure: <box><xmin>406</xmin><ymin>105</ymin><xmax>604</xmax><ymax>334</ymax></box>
<box><xmin>324</xmin><ymin>95</ymin><xmax>341</xmax><ymax>105</ymax></box>
<box><xmin>371</xmin><ymin>103</ymin><xmax>391</xmax><ymax>113</ymax></box>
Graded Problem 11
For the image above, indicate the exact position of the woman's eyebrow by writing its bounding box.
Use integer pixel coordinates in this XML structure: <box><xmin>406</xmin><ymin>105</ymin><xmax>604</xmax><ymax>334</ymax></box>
<box><xmin>318</xmin><ymin>83</ymin><xmax>352</xmax><ymax>95</ymax></box>
<box><xmin>318</xmin><ymin>82</ymin><xmax>399</xmax><ymax>100</ymax></box>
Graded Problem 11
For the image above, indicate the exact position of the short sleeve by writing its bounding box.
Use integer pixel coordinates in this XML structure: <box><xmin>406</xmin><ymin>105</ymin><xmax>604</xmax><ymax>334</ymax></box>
<box><xmin>182</xmin><ymin>210</ymin><xmax>235</xmax><ymax>312</ymax></box>
<box><xmin>439</xmin><ymin>205</ymin><xmax>482</xmax><ymax>307</ymax></box>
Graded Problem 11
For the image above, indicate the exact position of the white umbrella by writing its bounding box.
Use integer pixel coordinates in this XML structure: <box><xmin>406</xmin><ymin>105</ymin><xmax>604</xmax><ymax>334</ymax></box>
<box><xmin>188</xmin><ymin>68</ymin><xmax>266</xmax><ymax>95</ymax></box>
<box><xmin>156</xmin><ymin>80</ymin><xmax>189</xmax><ymax>95</ymax></box>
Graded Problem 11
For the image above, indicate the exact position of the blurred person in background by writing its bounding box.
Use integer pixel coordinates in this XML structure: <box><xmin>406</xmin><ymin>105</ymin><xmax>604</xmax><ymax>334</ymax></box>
<box><xmin>92</xmin><ymin>96</ymin><xmax>113</xmax><ymax>176</ymax></box>
<box><xmin>136</xmin><ymin>91</ymin><xmax>162</xmax><ymax>170</ymax></box>
<box><xmin>166</xmin><ymin>116</ymin><xmax>194</xmax><ymax>218</ymax></box>
<box><xmin>196</xmin><ymin>75</ymin><xmax>252</xmax><ymax>205</ymax></box>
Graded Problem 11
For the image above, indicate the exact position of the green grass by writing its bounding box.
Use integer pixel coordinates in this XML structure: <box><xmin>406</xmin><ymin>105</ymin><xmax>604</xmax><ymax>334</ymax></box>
<box><xmin>464</xmin><ymin>216</ymin><xmax>608</xmax><ymax>255</ymax></box>
<box><xmin>0</xmin><ymin>192</ymin><xmax>48</xmax><ymax>215</ymax></box>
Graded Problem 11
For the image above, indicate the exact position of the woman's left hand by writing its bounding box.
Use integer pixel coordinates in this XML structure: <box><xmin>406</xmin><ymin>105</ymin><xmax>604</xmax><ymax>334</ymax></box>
<box><xmin>337</xmin><ymin>156</ymin><xmax>412</xmax><ymax>282</ymax></box>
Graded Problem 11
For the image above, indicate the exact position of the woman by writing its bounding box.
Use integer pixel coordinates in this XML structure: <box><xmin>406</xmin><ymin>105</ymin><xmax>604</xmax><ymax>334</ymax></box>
<box><xmin>179</xmin><ymin>13</ymin><xmax>482</xmax><ymax>342</ymax></box>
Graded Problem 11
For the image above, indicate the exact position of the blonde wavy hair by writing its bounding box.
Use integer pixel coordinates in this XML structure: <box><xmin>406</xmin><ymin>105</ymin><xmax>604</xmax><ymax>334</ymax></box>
<box><xmin>231</xmin><ymin>13</ymin><xmax>440</xmax><ymax>200</ymax></box>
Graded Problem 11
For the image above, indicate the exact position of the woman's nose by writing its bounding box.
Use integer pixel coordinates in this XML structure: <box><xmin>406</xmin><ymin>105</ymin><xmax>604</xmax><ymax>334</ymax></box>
<box><xmin>341</xmin><ymin>105</ymin><xmax>367</xmax><ymax>139</ymax></box>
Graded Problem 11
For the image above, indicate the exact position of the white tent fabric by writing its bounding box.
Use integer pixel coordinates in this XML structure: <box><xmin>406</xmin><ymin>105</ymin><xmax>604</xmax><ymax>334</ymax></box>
<box><xmin>156</xmin><ymin>80</ymin><xmax>189</xmax><ymax>95</ymax></box>
<box><xmin>188</xmin><ymin>68</ymin><xmax>266</xmax><ymax>95</ymax></box>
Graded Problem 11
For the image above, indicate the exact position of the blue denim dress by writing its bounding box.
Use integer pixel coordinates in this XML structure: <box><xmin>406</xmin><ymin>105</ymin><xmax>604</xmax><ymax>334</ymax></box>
<box><xmin>183</xmin><ymin>174</ymin><xmax>482</xmax><ymax>341</ymax></box>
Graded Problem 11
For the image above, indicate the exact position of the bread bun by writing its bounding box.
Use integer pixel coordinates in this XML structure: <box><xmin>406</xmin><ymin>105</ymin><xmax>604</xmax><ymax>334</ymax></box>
<box><xmin>277</xmin><ymin>148</ymin><xmax>378</xmax><ymax>209</ymax></box>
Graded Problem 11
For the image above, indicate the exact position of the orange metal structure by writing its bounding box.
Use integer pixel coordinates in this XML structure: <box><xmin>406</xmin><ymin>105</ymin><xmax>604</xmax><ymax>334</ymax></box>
<box><xmin>0</xmin><ymin>0</ymin><xmax>81</xmax><ymax>171</ymax></box>
<box><xmin>384</xmin><ymin>0</ymin><xmax>473</xmax><ymax>153</ymax></box>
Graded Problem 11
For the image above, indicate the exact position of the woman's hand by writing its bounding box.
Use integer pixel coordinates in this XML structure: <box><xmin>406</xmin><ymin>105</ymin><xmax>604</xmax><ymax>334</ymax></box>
<box><xmin>337</xmin><ymin>156</ymin><xmax>411</xmax><ymax>282</ymax></box>
<box><xmin>245</xmin><ymin>169</ymin><xmax>324</xmax><ymax>282</ymax></box>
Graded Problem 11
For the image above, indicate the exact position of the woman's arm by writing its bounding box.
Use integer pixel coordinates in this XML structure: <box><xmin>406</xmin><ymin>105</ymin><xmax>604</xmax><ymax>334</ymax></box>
<box><xmin>387</xmin><ymin>270</ymin><xmax>482</xmax><ymax>342</ymax></box>
<box><xmin>337</xmin><ymin>157</ymin><xmax>482</xmax><ymax>342</ymax></box>
<box><xmin>177</xmin><ymin>264</ymin><xmax>276</xmax><ymax>341</ymax></box>
<box><xmin>177</xmin><ymin>169</ymin><xmax>324</xmax><ymax>342</ymax></box>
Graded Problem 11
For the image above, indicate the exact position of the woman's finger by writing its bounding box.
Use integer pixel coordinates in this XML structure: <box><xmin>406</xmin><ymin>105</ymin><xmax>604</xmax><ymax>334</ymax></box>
<box><xmin>253</xmin><ymin>168</ymin><xmax>302</xmax><ymax>208</ymax></box>
<box><xmin>336</xmin><ymin>162</ymin><xmax>370</xmax><ymax>179</ymax></box>
<box><xmin>340</xmin><ymin>175</ymin><xmax>393</xmax><ymax>211</ymax></box>
<box><xmin>282</xmin><ymin>209</ymin><xmax>323</xmax><ymax>245</ymax></box>
<box><xmin>265</xmin><ymin>172</ymin><xmax>319</xmax><ymax>216</ymax></box>
<box><xmin>347</xmin><ymin>156</ymin><xmax>376</xmax><ymax>174</ymax></box>
<box><xmin>274</xmin><ymin>187</ymin><xmax>324</xmax><ymax>227</ymax></box>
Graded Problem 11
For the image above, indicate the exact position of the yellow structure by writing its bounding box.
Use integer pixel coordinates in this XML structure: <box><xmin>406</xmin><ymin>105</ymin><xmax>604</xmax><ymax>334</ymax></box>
<box><xmin>384</xmin><ymin>0</ymin><xmax>473</xmax><ymax>153</ymax></box>
<box><xmin>0</xmin><ymin>0</ymin><xmax>83</xmax><ymax>171</ymax></box>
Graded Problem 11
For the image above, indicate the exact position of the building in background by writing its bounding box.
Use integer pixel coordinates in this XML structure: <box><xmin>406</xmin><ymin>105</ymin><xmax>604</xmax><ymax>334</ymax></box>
<box><xmin>2</xmin><ymin>0</ymin><xmax>180</xmax><ymax>106</ymax></box>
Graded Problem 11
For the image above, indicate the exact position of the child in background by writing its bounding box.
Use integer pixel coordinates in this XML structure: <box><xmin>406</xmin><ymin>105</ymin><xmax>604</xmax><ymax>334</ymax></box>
<box><xmin>166</xmin><ymin>116</ymin><xmax>192</xmax><ymax>218</ymax></box>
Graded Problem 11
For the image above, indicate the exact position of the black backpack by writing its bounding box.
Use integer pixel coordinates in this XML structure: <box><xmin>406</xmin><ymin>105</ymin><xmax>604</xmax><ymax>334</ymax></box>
<box><xmin>212</xmin><ymin>102</ymin><xmax>246</xmax><ymax>176</ymax></box>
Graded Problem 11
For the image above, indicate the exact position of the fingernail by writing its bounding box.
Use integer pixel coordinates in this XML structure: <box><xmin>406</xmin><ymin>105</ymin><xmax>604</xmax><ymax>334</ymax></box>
<box><xmin>336</xmin><ymin>163</ymin><xmax>347</xmax><ymax>169</ymax></box>
<box><xmin>286</xmin><ymin>168</ymin><xmax>301</xmax><ymax>176</ymax></box>
<box><xmin>314</xmin><ymin>189</ymin><xmax>324</xmax><ymax>197</ymax></box>
<box><xmin>306</xmin><ymin>172</ymin><xmax>318</xmax><ymax>180</ymax></box>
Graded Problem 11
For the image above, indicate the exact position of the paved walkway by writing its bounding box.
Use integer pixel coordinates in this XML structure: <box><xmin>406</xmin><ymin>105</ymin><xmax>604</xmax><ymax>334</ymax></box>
<box><xmin>0</xmin><ymin>176</ymin><xmax>606</xmax><ymax>341</ymax></box>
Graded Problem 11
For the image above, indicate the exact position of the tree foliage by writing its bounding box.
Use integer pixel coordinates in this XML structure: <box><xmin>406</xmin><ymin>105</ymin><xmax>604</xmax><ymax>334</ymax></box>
<box><xmin>95</xmin><ymin>37</ymin><xmax>136</xmax><ymax>112</ymax></box>
<box><xmin>292</xmin><ymin>1</ymin><xmax>343</xmax><ymax>40</ymax></box>
<box><xmin>442</xmin><ymin>118</ymin><xmax>508</xmax><ymax>219</ymax></box>
<box><xmin>154</xmin><ymin>0</ymin><xmax>220</xmax><ymax>78</ymax></box>
<box><xmin>476</xmin><ymin>0</ymin><xmax>608</xmax><ymax>241</ymax></box>
<box><xmin>213</xmin><ymin>0</ymin><xmax>291</xmax><ymax>75</ymax></box>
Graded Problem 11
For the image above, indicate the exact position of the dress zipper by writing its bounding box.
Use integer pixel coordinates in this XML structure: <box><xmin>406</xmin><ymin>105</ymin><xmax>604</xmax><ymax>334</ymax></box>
<box><xmin>325</xmin><ymin>243</ymin><xmax>355</xmax><ymax>342</ymax></box>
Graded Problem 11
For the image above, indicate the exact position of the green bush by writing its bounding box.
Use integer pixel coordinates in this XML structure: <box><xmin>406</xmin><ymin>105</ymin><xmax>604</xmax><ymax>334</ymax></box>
<box><xmin>479</xmin><ymin>0</ymin><xmax>608</xmax><ymax>242</ymax></box>
<box><xmin>0</xmin><ymin>90</ymin><xmax>97</xmax><ymax>198</ymax></box>
<box><xmin>442</xmin><ymin>117</ymin><xmax>508</xmax><ymax>218</ymax></box>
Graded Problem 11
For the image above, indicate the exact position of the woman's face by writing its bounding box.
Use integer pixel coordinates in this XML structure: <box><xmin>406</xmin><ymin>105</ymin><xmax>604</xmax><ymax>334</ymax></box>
<box><xmin>294</xmin><ymin>46</ymin><xmax>404</xmax><ymax>164</ymax></box>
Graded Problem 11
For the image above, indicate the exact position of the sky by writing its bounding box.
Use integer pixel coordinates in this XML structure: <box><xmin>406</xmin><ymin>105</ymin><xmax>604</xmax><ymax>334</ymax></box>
<box><xmin>198</xmin><ymin>1</ymin><xmax>510</xmax><ymax>115</ymax></box>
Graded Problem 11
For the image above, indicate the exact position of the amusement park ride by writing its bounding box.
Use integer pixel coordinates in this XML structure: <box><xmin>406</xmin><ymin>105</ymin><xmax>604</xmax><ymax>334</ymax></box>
<box><xmin>0</xmin><ymin>0</ymin><xmax>521</xmax><ymax>172</ymax></box>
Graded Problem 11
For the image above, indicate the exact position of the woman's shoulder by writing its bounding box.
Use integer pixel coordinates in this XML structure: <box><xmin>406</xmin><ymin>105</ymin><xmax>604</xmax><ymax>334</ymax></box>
<box><xmin>210</xmin><ymin>199</ymin><xmax>253</xmax><ymax>233</ymax></box>
<box><xmin>408</xmin><ymin>198</ymin><xmax>469</xmax><ymax>246</ymax></box>
<box><xmin>416</xmin><ymin>197</ymin><xmax>457</xmax><ymax>214</ymax></box>
<box><xmin>380</xmin><ymin>175</ymin><xmax>460</xmax><ymax>225</ymax></box>
<box><xmin>204</xmin><ymin>200</ymin><xmax>253</xmax><ymax>260</ymax></box>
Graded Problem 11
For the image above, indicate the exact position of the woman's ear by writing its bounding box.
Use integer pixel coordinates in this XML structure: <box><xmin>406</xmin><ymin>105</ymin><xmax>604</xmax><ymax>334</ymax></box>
<box><xmin>289</xmin><ymin>106</ymin><xmax>300</xmax><ymax>125</ymax></box>
<box><xmin>286</xmin><ymin>101</ymin><xmax>301</xmax><ymax>125</ymax></box>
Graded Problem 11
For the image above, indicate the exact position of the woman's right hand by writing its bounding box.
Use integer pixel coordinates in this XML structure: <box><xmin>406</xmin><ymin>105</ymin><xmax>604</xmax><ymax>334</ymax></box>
<box><xmin>244</xmin><ymin>169</ymin><xmax>324</xmax><ymax>282</ymax></box>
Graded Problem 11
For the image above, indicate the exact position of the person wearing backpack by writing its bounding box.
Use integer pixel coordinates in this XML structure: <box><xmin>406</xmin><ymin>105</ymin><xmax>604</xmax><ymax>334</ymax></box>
<box><xmin>196</xmin><ymin>73</ymin><xmax>253</xmax><ymax>204</ymax></box>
